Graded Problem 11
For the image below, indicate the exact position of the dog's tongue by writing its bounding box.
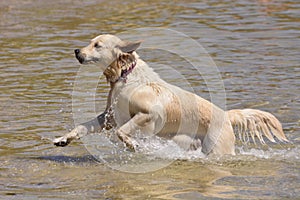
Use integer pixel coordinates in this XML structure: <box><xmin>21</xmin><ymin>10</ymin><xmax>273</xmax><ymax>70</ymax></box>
<box><xmin>121</xmin><ymin>61</ymin><xmax>136</xmax><ymax>79</ymax></box>
<box><xmin>121</xmin><ymin>69</ymin><xmax>128</xmax><ymax>78</ymax></box>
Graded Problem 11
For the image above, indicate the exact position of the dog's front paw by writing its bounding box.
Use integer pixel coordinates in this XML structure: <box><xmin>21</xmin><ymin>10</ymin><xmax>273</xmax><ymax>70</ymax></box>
<box><xmin>125</xmin><ymin>139</ymin><xmax>139</xmax><ymax>152</ymax></box>
<box><xmin>117</xmin><ymin>130</ymin><xmax>138</xmax><ymax>152</ymax></box>
<box><xmin>121</xmin><ymin>137</ymin><xmax>138</xmax><ymax>152</ymax></box>
<box><xmin>53</xmin><ymin>137</ymin><xmax>70</xmax><ymax>147</ymax></box>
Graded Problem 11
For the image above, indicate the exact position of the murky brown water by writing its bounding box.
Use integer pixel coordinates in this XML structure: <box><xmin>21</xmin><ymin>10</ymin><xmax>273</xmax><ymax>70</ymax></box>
<box><xmin>0</xmin><ymin>0</ymin><xmax>299</xmax><ymax>199</ymax></box>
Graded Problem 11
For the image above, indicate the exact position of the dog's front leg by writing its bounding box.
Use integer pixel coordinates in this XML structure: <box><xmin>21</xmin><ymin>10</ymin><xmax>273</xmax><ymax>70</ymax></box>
<box><xmin>53</xmin><ymin>111</ymin><xmax>114</xmax><ymax>147</ymax></box>
<box><xmin>53</xmin><ymin>124</ymin><xmax>88</xmax><ymax>147</ymax></box>
<box><xmin>117</xmin><ymin>112</ymin><xmax>154</xmax><ymax>151</ymax></box>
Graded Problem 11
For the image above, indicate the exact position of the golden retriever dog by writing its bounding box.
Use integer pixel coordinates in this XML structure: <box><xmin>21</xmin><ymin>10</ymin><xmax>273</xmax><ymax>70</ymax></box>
<box><xmin>53</xmin><ymin>34</ymin><xmax>288</xmax><ymax>155</ymax></box>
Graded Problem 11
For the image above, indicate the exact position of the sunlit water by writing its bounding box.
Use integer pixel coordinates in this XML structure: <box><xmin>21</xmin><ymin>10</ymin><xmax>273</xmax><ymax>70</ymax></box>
<box><xmin>0</xmin><ymin>0</ymin><xmax>299</xmax><ymax>199</ymax></box>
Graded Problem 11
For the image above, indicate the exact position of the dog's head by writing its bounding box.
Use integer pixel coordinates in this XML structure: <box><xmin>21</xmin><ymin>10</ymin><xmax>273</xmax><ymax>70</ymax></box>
<box><xmin>74</xmin><ymin>34</ymin><xmax>141</xmax><ymax>71</ymax></box>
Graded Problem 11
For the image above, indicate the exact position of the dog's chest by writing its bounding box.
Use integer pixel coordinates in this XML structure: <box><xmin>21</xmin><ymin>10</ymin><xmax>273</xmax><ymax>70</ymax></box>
<box><xmin>110</xmin><ymin>83</ymin><xmax>134</xmax><ymax>126</ymax></box>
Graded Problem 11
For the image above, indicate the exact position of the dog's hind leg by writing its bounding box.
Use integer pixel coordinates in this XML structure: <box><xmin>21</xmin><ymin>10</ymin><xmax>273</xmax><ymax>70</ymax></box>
<box><xmin>172</xmin><ymin>135</ymin><xmax>202</xmax><ymax>151</ymax></box>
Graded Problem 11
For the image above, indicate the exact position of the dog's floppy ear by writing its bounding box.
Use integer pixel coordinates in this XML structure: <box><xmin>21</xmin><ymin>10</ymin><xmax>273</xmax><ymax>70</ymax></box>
<box><xmin>117</xmin><ymin>40</ymin><xmax>142</xmax><ymax>53</ymax></box>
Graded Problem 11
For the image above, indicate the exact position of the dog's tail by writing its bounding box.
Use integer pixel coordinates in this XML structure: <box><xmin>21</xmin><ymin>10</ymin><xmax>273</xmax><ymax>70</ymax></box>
<box><xmin>226</xmin><ymin>109</ymin><xmax>288</xmax><ymax>144</ymax></box>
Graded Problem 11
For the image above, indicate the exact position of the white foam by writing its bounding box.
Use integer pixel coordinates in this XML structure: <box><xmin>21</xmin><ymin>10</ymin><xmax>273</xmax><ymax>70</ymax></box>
<box><xmin>83</xmin><ymin>129</ymin><xmax>299</xmax><ymax>170</ymax></box>
<box><xmin>237</xmin><ymin>146</ymin><xmax>300</xmax><ymax>161</ymax></box>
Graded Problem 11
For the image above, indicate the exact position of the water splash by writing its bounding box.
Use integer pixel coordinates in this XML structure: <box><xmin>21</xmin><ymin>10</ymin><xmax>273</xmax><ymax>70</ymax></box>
<box><xmin>83</xmin><ymin>129</ymin><xmax>299</xmax><ymax>170</ymax></box>
<box><xmin>237</xmin><ymin>145</ymin><xmax>300</xmax><ymax>161</ymax></box>
<box><xmin>133</xmin><ymin>132</ymin><xmax>206</xmax><ymax>160</ymax></box>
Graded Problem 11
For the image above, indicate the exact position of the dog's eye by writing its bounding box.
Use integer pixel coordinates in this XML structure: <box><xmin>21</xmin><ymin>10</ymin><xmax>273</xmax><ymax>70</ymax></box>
<box><xmin>94</xmin><ymin>43</ymin><xmax>102</xmax><ymax>48</ymax></box>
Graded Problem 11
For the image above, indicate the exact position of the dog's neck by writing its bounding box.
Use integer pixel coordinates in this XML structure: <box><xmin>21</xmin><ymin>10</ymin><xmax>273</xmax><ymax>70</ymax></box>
<box><xmin>128</xmin><ymin>58</ymin><xmax>162</xmax><ymax>84</ymax></box>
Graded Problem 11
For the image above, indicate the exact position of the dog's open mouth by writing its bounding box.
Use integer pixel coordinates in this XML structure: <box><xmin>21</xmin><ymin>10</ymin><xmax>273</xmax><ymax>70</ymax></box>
<box><xmin>75</xmin><ymin>53</ymin><xmax>86</xmax><ymax>64</ymax></box>
<box><xmin>120</xmin><ymin>60</ymin><xmax>136</xmax><ymax>80</ymax></box>
<box><xmin>74</xmin><ymin>49</ymin><xmax>97</xmax><ymax>64</ymax></box>
<box><xmin>76</xmin><ymin>56</ymin><xmax>85</xmax><ymax>64</ymax></box>
<box><xmin>103</xmin><ymin>60</ymin><xmax>137</xmax><ymax>83</ymax></box>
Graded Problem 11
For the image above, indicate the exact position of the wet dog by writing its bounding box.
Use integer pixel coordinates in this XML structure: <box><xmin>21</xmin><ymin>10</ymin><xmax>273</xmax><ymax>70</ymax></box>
<box><xmin>53</xmin><ymin>34</ymin><xmax>288</xmax><ymax>155</ymax></box>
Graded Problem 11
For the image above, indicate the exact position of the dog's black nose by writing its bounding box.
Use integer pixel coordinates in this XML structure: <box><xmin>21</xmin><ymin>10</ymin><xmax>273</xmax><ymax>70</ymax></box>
<box><xmin>74</xmin><ymin>49</ymin><xmax>80</xmax><ymax>54</ymax></box>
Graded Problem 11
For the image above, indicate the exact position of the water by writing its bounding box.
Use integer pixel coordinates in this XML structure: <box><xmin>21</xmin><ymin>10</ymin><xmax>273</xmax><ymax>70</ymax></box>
<box><xmin>0</xmin><ymin>0</ymin><xmax>299</xmax><ymax>199</ymax></box>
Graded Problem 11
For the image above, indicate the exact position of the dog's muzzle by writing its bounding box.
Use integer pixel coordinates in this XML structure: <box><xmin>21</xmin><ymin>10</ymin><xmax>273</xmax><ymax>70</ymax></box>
<box><xmin>74</xmin><ymin>49</ymin><xmax>85</xmax><ymax>64</ymax></box>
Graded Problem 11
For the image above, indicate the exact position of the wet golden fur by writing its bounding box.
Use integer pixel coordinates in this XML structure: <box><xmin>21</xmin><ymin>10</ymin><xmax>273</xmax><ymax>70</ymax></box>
<box><xmin>53</xmin><ymin>34</ymin><xmax>288</xmax><ymax>155</ymax></box>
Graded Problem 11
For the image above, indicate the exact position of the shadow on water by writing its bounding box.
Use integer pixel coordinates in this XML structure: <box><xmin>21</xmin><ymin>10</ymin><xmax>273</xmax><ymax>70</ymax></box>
<box><xmin>35</xmin><ymin>154</ymin><xmax>98</xmax><ymax>164</ymax></box>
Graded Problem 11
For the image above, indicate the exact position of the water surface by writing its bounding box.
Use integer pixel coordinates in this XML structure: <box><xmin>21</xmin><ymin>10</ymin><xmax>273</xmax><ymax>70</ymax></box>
<box><xmin>0</xmin><ymin>0</ymin><xmax>299</xmax><ymax>199</ymax></box>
